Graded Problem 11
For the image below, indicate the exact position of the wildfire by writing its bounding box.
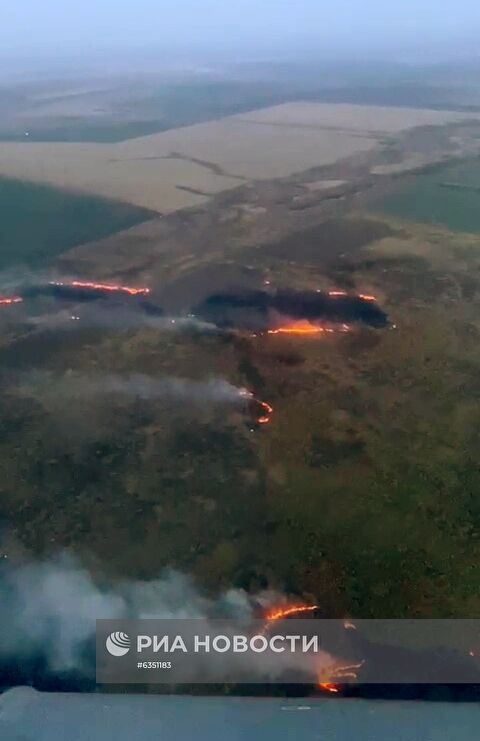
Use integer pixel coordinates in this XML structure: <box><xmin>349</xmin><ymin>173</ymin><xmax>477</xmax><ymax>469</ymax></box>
<box><xmin>328</xmin><ymin>289</ymin><xmax>378</xmax><ymax>302</ymax></box>
<box><xmin>329</xmin><ymin>661</ymin><xmax>365</xmax><ymax>680</ymax></box>
<box><xmin>267</xmin><ymin>320</ymin><xmax>350</xmax><ymax>336</ymax></box>
<box><xmin>49</xmin><ymin>280</ymin><xmax>150</xmax><ymax>296</ymax></box>
<box><xmin>239</xmin><ymin>388</ymin><xmax>274</xmax><ymax>426</ymax></box>
<box><xmin>316</xmin><ymin>660</ymin><xmax>364</xmax><ymax>694</ymax></box>
<box><xmin>268</xmin><ymin>321</ymin><xmax>325</xmax><ymax>336</ymax></box>
<box><xmin>0</xmin><ymin>296</ymin><xmax>23</xmax><ymax>306</ymax></box>
<box><xmin>317</xmin><ymin>661</ymin><xmax>365</xmax><ymax>694</ymax></box>
<box><xmin>257</xmin><ymin>400</ymin><xmax>274</xmax><ymax>425</ymax></box>
<box><xmin>264</xmin><ymin>604</ymin><xmax>320</xmax><ymax>622</ymax></box>
<box><xmin>261</xmin><ymin>601</ymin><xmax>364</xmax><ymax>694</ymax></box>
<box><xmin>261</xmin><ymin>603</ymin><xmax>319</xmax><ymax>637</ymax></box>
<box><xmin>358</xmin><ymin>294</ymin><xmax>377</xmax><ymax>301</ymax></box>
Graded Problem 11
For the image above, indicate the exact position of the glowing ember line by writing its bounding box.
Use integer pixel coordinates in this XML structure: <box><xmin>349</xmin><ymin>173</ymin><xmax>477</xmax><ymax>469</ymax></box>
<box><xmin>264</xmin><ymin>604</ymin><xmax>319</xmax><ymax>622</ymax></box>
<box><xmin>268</xmin><ymin>321</ymin><xmax>325</xmax><ymax>336</ymax></box>
<box><xmin>318</xmin><ymin>660</ymin><xmax>364</xmax><ymax>684</ymax></box>
<box><xmin>331</xmin><ymin>661</ymin><xmax>365</xmax><ymax>679</ymax></box>
<box><xmin>267</xmin><ymin>320</ymin><xmax>351</xmax><ymax>336</ymax></box>
<box><xmin>0</xmin><ymin>296</ymin><xmax>23</xmax><ymax>306</ymax></box>
<box><xmin>268</xmin><ymin>327</ymin><xmax>324</xmax><ymax>336</ymax></box>
<box><xmin>258</xmin><ymin>401</ymin><xmax>274</xmax><ymax>414</ymax></box>
<box><xmin>240</xmin><ymin>389</ymin><xmax>274</xmax><ymax>426</ymax></box>
<box><xmin>256</xmin><ymin>399</ymin><xmax>273</xmax><ymax>425</ymax></box>
<box><xmin>328</xmin><ymin>290</ymin><xmax>378</xmax><ymax>302</ymax></box>
<box><xmin>49</xmin><ymin>280</ymin><xmax>150</xmax><ymax>296</ymax></box>
<box><xmin>260</xmin><ymin>603</ymin><xmax>319</xmax><ymax>636</ymax></box>
<box><xmin>317</xmin><ymin>660</ymin><xmax>364</xmax><ymax>692</ymax></box>
<box><xmin>262</xmin><ymin>601</ymin><xmax>364</xmax><ymax>693</ymax></box>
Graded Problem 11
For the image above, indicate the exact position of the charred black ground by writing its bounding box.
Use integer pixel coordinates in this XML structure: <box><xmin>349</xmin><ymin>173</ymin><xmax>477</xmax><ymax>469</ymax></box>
<box><xmin>193</xmin><ymin>289</ymin><xmax>388</xmax><ymax>330</ymax></box>
<box><xmin>21</xmin><ymin>284</ymin><xmax>164</xmax><ymax>316</ymax></box>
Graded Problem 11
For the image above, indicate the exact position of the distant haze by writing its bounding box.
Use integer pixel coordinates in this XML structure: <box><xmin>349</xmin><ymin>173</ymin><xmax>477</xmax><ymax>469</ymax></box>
<box><xmin>2</xmin><ymin>0</ymin><xmax>480</xmax><ymax>64</ymax></box>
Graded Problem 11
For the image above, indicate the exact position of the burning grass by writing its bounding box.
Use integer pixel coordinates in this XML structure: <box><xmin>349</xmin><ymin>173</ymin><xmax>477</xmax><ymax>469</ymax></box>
<box><xmin>0</xmin><ymin>279</ymin><xmax>164</xmax><ymax>322</ymax></box>
<box><xmin>0</xmin><ymin>296</ymin><xmax>23</xmax><ymax>306</ymax></box>
<box><xmin>194</xmin><ymin>289</ymin><xmax>387</xmax><ymax>332</ymax></box>
<box><xmin>49</xmin><ymin>280</ymin><xmax>150</xmax><ymax>297</ymax></box>
<box><xmin>240</xmin><ymin>389</ymin><xmax>274</xmax><ymax>426</ymax></box>
<box><xmin>267</xmin><ymin>320</ymin><xmax>350</xmax><ymax>336</ymax></box>
<box><xmin>2</xmin><ymin>212</ymin><xmax>480</xmax><ymax>632</ymax></box>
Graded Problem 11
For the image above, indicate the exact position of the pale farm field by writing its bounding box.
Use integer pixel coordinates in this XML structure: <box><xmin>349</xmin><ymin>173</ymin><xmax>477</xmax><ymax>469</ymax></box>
<box><xmin>0</xmin><ymin>103</ymin><xmax>476</xmax><ymax>213</ymax></box>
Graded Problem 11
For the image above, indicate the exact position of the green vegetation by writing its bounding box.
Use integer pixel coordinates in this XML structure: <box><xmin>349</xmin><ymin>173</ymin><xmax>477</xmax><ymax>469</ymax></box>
<box><xmin>1</xmin><ymin>210</ymin><xmax>480</xmax><ymax>618</ymax></box>
<box><xmin>373</xmin><ymin>159</ymin><xmax>480</xmax><ymax>232</ymax></box>
<box><xmin>0</xmin><ymin>176</ymin><xmax>154</xmax><ymax>269</ymax></box>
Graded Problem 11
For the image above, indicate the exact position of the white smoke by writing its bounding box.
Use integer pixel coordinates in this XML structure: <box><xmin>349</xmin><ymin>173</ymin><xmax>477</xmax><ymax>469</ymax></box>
<box><xmin>15</xmin><ymin>372</ymin><xmax>249</xmax><ymax>406</ymax></box>
<box><xmin>28</xmin><ymin>307</ymin><xmax>218</xmax><ymax>334</ymax></box>
<box><xmin>0</xmin><ymin>553</ymin><xmax>253</xmax><ymax>672</ymax></box>
<box><xmin>0</xmin><ymin>553</ymin><xmax>343</xmax><ymax>689</ymax></box>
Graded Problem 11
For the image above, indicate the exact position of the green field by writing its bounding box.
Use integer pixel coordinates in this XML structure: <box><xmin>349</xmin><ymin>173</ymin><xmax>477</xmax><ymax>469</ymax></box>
<box><xmin>0</xmin><ymin>176</ymin><xmax>155</xmax><ymax>269</ymax></box>
<box><xmin>373</xmin><ymin>160</ymin><xmax>480</xmax><ymax>232</ymax></box>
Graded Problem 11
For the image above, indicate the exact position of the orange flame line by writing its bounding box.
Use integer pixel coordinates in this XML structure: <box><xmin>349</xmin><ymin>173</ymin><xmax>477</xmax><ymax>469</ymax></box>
<box><xmin>259</xmin><ymin>401</ymin><xmax>274</xmax><ymax>415</ymax></box>
<box><xmin>268</xmin><ymin>326</ymin><xmax>325</xmax><ymax>335</ymax></box>
<box><xmin>328</xmin><ymin>290</ymin><xmax>377</xmax><ymax>302</ymax></box>
<box><xmin>240</xmin><ymin>391</ymin><xmax>274</xmax><ymax>425</ymax></box>
<box><xmin>50</xmin><ymin>280</ymin><xmax>150</xmax><ymax>296</ymax></box>
<box><xmin>317</xmin><ymin>660</ymin><xmax>364</xmax><ymax>691</ymax></box>
<box><xmin>267</xmin><ymin>320</ymin><xmax>326</xmax><ymax>336</ymax></box>
<box><xmin>318</xmin><ymin>683</ymin><xmax>339</xmax><ymax>694</ymax></box>
<box><xmin>267</xmin><ymin>320</ymin><xmax>351</xmax><ymax>336</ymax></box>
<box><xmin>261</xmin><ymin>603</ymin><xmax>319</xmax><ymax>636</ymax></box>
<box><xmin>358</xmin><ymin>294</ymin><xmax>377</xmax><ymax>301</ymax></box>
<box><xmin>264</xmin><ymin>604</ymin><xmax>319</xmax><ymax>622</ymax></box>
<box><xmin>0</xmin><ymin>296</ymin><xmax>23</xmax><ymax>305</ymax></box>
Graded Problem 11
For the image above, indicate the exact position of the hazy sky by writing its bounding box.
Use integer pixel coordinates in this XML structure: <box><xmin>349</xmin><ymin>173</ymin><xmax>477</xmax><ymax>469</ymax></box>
<box><xmin>2</xmin><ymin>0</ymin><xmax>480</xmax><ymax>60</ymax></box>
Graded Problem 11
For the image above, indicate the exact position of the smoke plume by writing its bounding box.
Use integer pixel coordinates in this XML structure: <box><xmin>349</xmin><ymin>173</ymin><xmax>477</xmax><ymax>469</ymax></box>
<box><xmin>0</xmin><ymin>553</ymin><xmax>252</xmax><ymax>674</ymax></box>
<box><xmin>0</xmin><ymin>552</ymin><xmax>338</xmax><ymax>691</ymax></box>
<box><xmin>16</xmin><ymin>372</ymin><xmax>249</xmax><ymax>406</ymax></box>
<box><xmin>29</xmin><ymin>306</ymin><xmax>218</xmax><ymax>334</ymax></box>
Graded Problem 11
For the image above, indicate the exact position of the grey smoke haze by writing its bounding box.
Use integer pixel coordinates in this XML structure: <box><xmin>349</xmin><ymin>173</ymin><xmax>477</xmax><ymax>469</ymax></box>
<box><xmin>0</xmin><ymin>554</ymin><xmax>333</xmax><ymax>681</ymax></box>
<box><xmin>2</xmin><ymin>1</ymin><xmax>480</xmax><ymax>62</ymax></box>
<box><xmin>0</xmin><ymin>553</ymin><xmax>251</xmax><ymax>671</ymax></box>
<box><xmin>18</xmin><ymin>372</ymin><xmax>249</xmax><ymax>406</ymax></box>
<box><xmin>30</xmin><ymin>307</ymin><xmax>218</xmax><ymax>335</ymax></box>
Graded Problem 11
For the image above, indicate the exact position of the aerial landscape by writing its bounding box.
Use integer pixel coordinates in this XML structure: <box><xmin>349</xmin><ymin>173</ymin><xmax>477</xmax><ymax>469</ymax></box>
<box><xmin>1</xmin><ymin>11</ymin><xmax>480</xmax><ymax>710</ymax></box>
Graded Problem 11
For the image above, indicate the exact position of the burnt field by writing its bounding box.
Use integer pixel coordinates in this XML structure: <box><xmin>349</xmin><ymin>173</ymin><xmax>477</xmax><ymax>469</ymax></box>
<box><xmin>0</xmin><ymin>279</ymin><xmax>388</xmax><ymax>331</ymax></box>
<box><xmin>0</xmin><ymin>197</ymin><xmax>480</xmax><ymax>706</ymax></box>
<box><xmin>21</xmin><ymin>280</ymin><xmax>164</xmax><ymax>316</ymax></box>
<box><xmin>0</xmin><ymin>143</ymin><xmax>480</xmax><ymax>708</ymax></box>
<box><xmin>194</xmin><ymin>289</ymin><xmax>388</xmax><ymax>330</ymax></box>
<box><xmin>1</xmin><ymin>209</ymin><xmax>479</xmax><ymax>623</ymax></box>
